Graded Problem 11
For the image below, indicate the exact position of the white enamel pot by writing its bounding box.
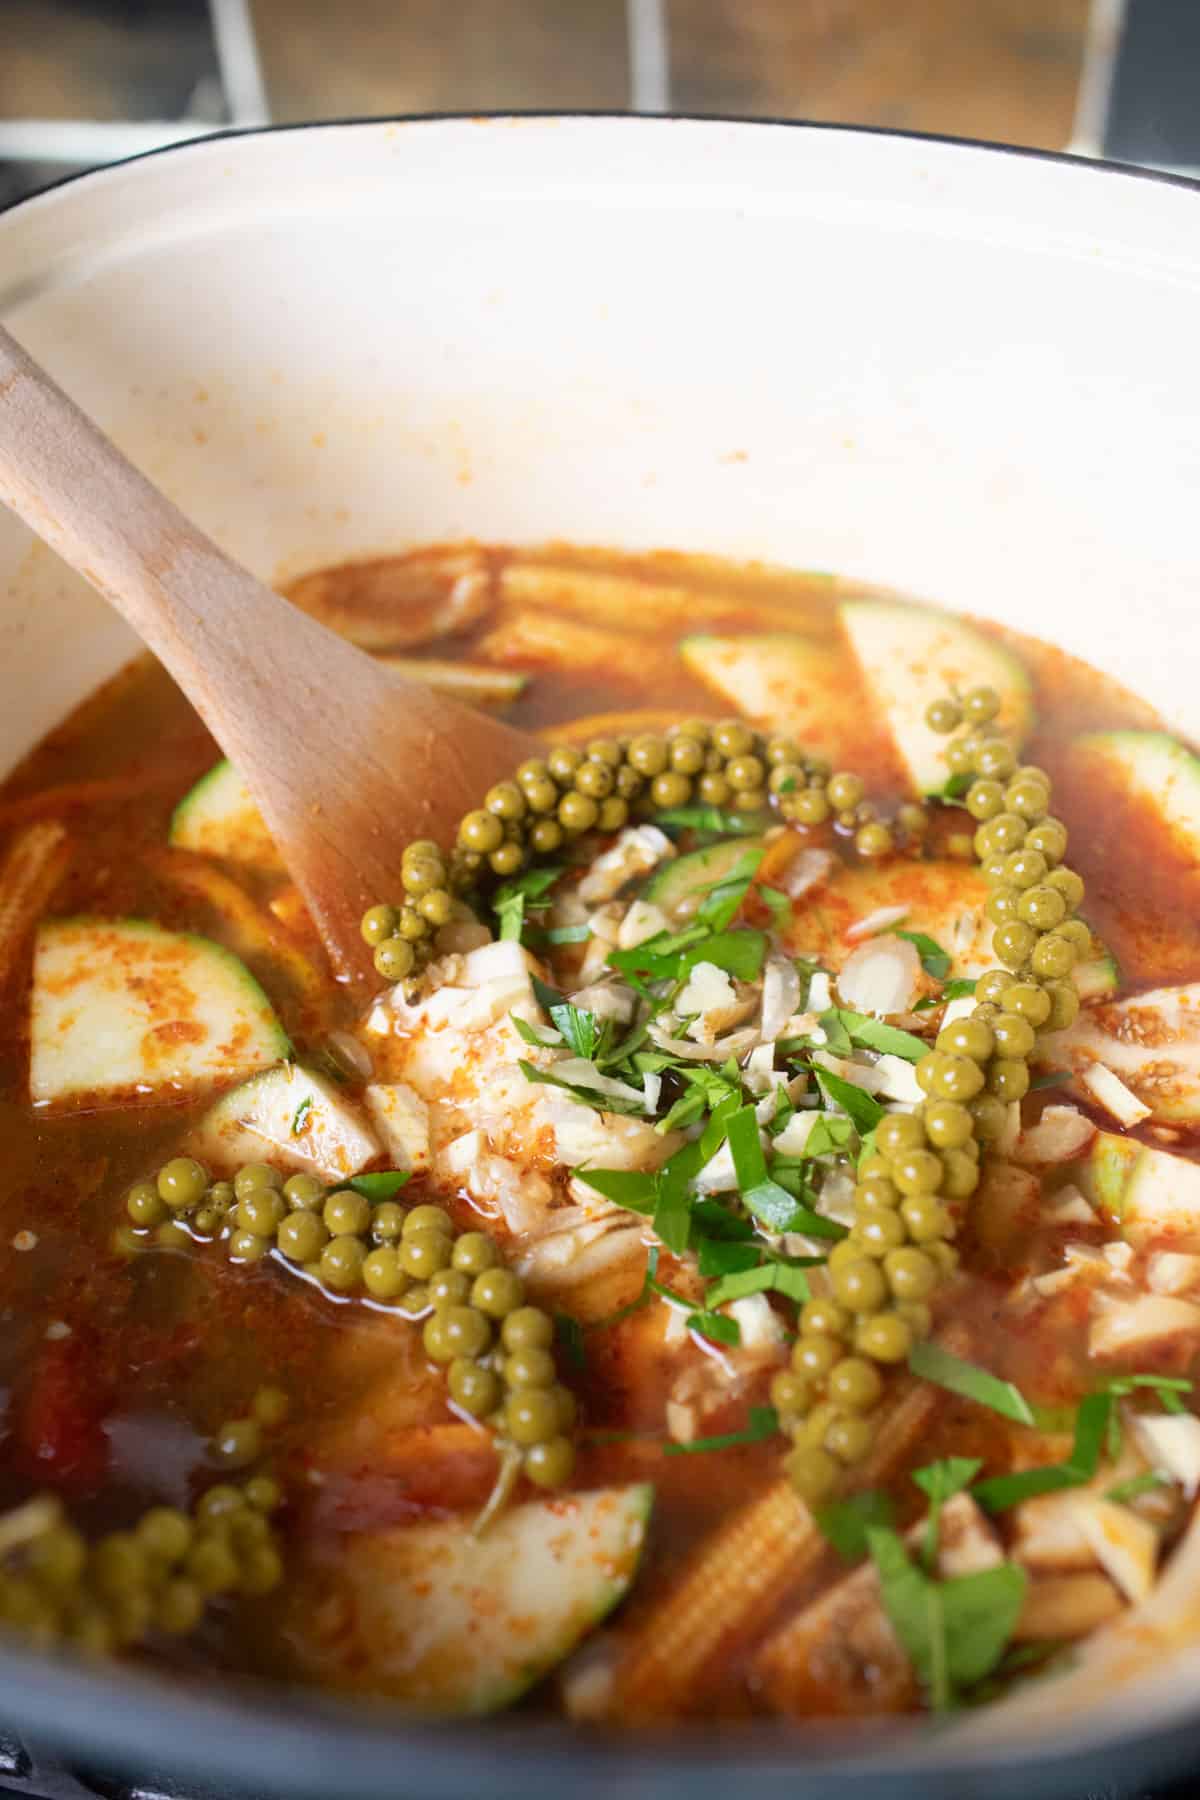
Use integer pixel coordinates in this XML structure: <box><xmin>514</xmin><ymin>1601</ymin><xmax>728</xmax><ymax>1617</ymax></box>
<box><xmin>1</xmin><ymin>117</ymin><xmax>1199</xmax><ymax>1800</ymax></box>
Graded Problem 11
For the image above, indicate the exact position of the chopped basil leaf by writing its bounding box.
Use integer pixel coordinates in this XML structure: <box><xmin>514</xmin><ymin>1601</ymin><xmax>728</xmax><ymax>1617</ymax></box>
<box><xmin>517</xmin><ymin>1059</ymin><xmax>647</xmax><ymax>1116</ymax></box>
<box><xmin>909</xmin><ymin>1341</ymin><xmax>1036</xmax><ymax>1426</ymax></box>
<box><xmin>836</xmin><ymin>1011</ymin><xmax>929</xmax><ymax>1063</ymax></box>
<box><xmin>494</xmin><ymin>864</ymin><xmax>563</xmax><ymax>942</ymax></box>
<box><xmin>759</xmin><ymin>885</ymin><xmax>791</xmax><ymax>922</ymax></box>
<box><xmin>698</xmin><ymin>1238</ymin><xmax>762</xmax><ymax>1277</ymax></box>
<box><xmin>815</xmin><ymin>1489</ymin><xmax>895</xmax><ymax>1562</ymax></box>
<box><xmin>691</xmin><ymin>1199</ymin><xmax>756</xmax><ymax>1241</ymax></box>
<box><xmin>800</xmin><ymin>1114</ymin><xmax>857</xmax><ymax>1158</ymax></box>
<box><xmin>682</xmin><ymin>928</ymin><xmax>768</xmax><ymax>983</ymax></box>
<box><xmin>572</xmin><ymin>1167</ymin><xmax>657</xmax><ymax>1214</ymax></box>
<box><xmin>654</xmin><ymin>806</ymin><xmax>772</xmax><ymax>835</ymax></box>
<box><xmin>663</xmin><ymin>1404</ymin><xmax>779</xmax><ymax>1455</ymax></box>
<box><xmin>813</xmin><ymin>1066</ymin><xmax>885</xmax><ymax>1135</ymax></box>
<box><xmin>972</xmin><ymin>1391</ymin><xmax>1112</xmax><ymax>1512</ymax></box>
<box><xmin>686</xmin><ymin>1310</ymin><xmax>741</xmax><ymax>1346</ymax></box>
<box><xmin>290</xmin><ymin>1096</ymin><xmax>312</xmax><ymax>1136</ymax></box>
<box><xmin>894</xmin><ymin>930</ymin><xmax>952</xmax><ymax>981</ymax></box>
<box><xmin>818</xmin><ymin>1008</ymin><xmax>854</xmax><ymax>1056</ymax></box>
<box><xmin>1105</xmin><ymin>1470</ymin><xmax>1169</xmax><ymax>1505</ymax></box>
<box><xmin>510</xmin><ymin>1013</ymin><xmax>558</xmax><ymax>1047</ymax></box>
<box><xmin>347</xmin><ymin>1170</ymin><xmax>412</xmax><ymax>1200</ymax></box>
<box><xmin>705</xmin><ymin>1258</ymin><xmax>816</xmax><ymax>1309</ymax></box>
<box><xmin>555</xmin><ymin>1312</ymin><xmax>587</xmax><ymax>1371</ymax></box>
<box><xmin>867</xmin><ymin>1527</ymin><xmax>1027</xmax><ymax>1711</ymax></box>
<box><xmin>525</xmin><ymin>923</ymin><xmax>592</xmax><ymax>946</ymax></box>
<box><xmin>914</xmin><ymin>977</ymin><xmax>978</xmax><ymax>1013</ymax></box>
<box><xmin>767</xmin><ymin>1085</ymin><xmax>795</xmax><ymax>1136</ymax></box>
<box><xmin>696</xmin><ymin>847</ymin><xmax>765</xmax><ymax>931</ymax></box>
<box><xmin>940</xmin><ymin>772</ymin><xmax>973</xmax><ymax>801</ymax></box>
<box><xmin>913</xmin><ymin>1456</ymin><xmax>983</xmax><ymax>1571</ymax></box>
<box><xmin>652</xmin><ymin>1167</ymin><xmax>693</xmax><ymax>1254</ymax></box>
<box><xmin>727</xmin><ymin>1104</ymin><xmax>804</xmax><ymax>1231</ymax></box>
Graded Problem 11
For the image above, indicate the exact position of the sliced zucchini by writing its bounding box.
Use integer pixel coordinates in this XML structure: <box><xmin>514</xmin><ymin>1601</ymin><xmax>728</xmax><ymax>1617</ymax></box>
<box><xmin>169</xmin><ymin>760</ymin><xmax>282</xmax><ymax>874</ymax></box>
<box><xmin>1072</xmin><ymin>731</ymin><xmax>1200</xmax><ymax>863</ymax></box>
<box><xmin>1078</xmin><ymin>1134</ymin><xmax>1200</xmax><ymax>1245</ymax></box>
<box><xmin>645</xmin><ymin>836</ymin><xmax>763</xmax><ymax>920</ymax></box>
<box><xmin>1049</xmin><ymin>982</ymin><xmax>1200</xmax><ymax>1124</ymax></box>
<box><xmin>29</xmin><ymin>918</ymin><xmax>288</xmax><ymax>1107</ymax></box>
<box><xmin>189</xmin><ymin>1062</ymin><xmax>380</xmax><ymax>1181</ymax></box>
<box><xmin>279</xmin><ymin>1484</ymin><xmax>653</xmax><ymax>1713</ymax></box>
<box><xmin>679</xmin><ymin>633</ymin><xmax>865</xmax><ymax>764</ymax></box>
<box><xmin>839</xmin><ymin>600</ymin><xmax>1033</xmax><ymax>795</ymax></box>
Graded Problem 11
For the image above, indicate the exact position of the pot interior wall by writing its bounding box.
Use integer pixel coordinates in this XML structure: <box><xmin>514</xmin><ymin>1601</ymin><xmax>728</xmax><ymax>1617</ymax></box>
<box><xmin>1</xmin><ymin>119</ymin><xmax>1198</xmax><ymax>782</ymax></box>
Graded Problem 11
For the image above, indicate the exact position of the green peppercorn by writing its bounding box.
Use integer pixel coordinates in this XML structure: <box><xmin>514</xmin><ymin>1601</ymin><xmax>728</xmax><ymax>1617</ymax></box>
<box><xmin>969</xmin><ymin>1093</ymin><xmax>1009</xmax><ymax>1142</ymax></box>
<box><xmin>1031</xmin><ymin>932</ymin><xmax>1078</xmax><ymax>979</ymax></box>
<box><xmin>277</xmin><ymin>1210</ymin><xmax>328</xmax><ymax>1262</ymax></box>
<box><xmin>229</xmin><ymin>1229</ymin><xmax>271</xmax><ymax>1263</ymax></box>
<box><xmin>448</xmin><ymin>1358</ymin><xmax>502</xmax><ymax>1417</ymax></box>
<box><xmin>892</xmin><ymin>1149</ymin><xmax>944</xmax><ymax>1196</ymax></box>
<box><xmin>401</xmin><ymin>1229</ymin><xmax>453</xmax><ymax>1280</ymax></box>
<box><xmin>126</xmin><ymin>1180</ymin><xmax>167</xmax><ymax>1227</ymax></box>
<box><xmin>523</xmin><ymin>1437</ymin><xmax>576</xmax><ymax>1489</ymax></box>
<box><xmin>792</xmin><ymin>1333</ymin><xmax>839</xmax><ymax>1379</ymax></box>
<box><xmin>361</xmin><ymin>904</ymin><xmax>398</xmax><ymax>946</ymax></box>
<box><xmin>523</xmin><ymin>777</ymin><xmax>559</xmax><ymax>815</ymax></box>
<box><xmin>471</xmin><ymin>1267</ymin><xmax>525</xmax><ymax>1317</ymax></box>
<box><xmin>212</xmin><ymin>1418</ymin><xmax>262</xmax><ymax>1468</ymax></box>
<box><xmin>238</xmin><ymin>1189</ymin><xmax>286</xmax><ymax>1237</ymax></box>
<box><xmin>425</xmin><ymin>1305</ymin><xmax>491</xmax><ymax>1362</ymax></box>
<box><xmin>486</xmin><ymin>781</ymin><xmax>526</xmax><ymax>821</ymax></box>
<box><xmin>157</xmin><ymin>1157</ymin><xmax>208</xmax><ymax>1212</ymax></box>
<box><xmin>405</xmin><ymin>1203</ymin><xmax>454</xmax><ymax>1236</ymax></box>
<box><xmin>993</xmin><ymin>920</ymin><xmax>1038</xmax><ymax>968</ymax></box>
<box><xmin>530</xmin><ymin>817</ymin><xmax>564</xmax><ymax>854</ymax></box>
<box><xmin>629</xmin><ymin>735</ymin><xmax>668</xmax><ymax>776</ymax></box>
<box><xmin>925</xmin><ymin>698</ymin><xmax>962</xmax><ymax>734</ymax></box>
<box><xmin>855</xmin><ymin>822</ymin><xmax>894</xmax><ymax>858</ymax></box>
<box><xmin>923</xmin><ymin>1099</ymin><xmax>973</xmax><ymax>1149</ymax></box>
<box><xmin>321</xmin><ymin>1189</ymin><xmax>370</xmax><ymax>1237</ymax></box>
<box><xmin>770</xmin><ymin>1370</ymin><xmax>814</xmax><ymax>1416</ymax></box>
<box><xmin>558</xmin><ymin>790</ymin><xmax>599</xmax><ymax>833</ymax></box>
<box><xmin>856</xmin><ymin>1311</ymin><xmax>913</xmax><ymax>1364</ymax></box>
<box><xmin>361</xmin><ymin>1246</ymin><xmax>405</xmax><ymax>1299</ymax></box>
<box><xmin>453</xmin><ymin>1231</ymin><xmax>499</xmax><ymax>1274</ymax></box>
<box><xmin>1004</xmin><ymin>777</ymin><xmax>1050</xmax><ymax>820</ymax></box>
<box><xmin>900</xmin><ymin>1195</ymin><xmax>952</xmax><ymax>1242</ymax></box>
<box><xmin>799</xmin><ymin>1297</ymin><xmax>848</xmax><ymax>1338</ymax></box>
<box><xmin>787</xmin><ymin>787</ymin><xmax>830</xmax><ymax>825</ymax></box>
<box><xmin>937</xmin><ymin>1016</ymin><xmax>995</xmax><ymax>1062</ymax></box>
<box><xmin>1026</xmin><ymin>819</ymin><xmax>1069</xmax><ymax>866</ymax></box>
<box><xmin>547</xmin><ymin>745</ymin><xmax>582</xmax><ymax>784</ymax></box>
<box><xmin>940</xmin><ymin>1148</ymin><xmax>980</xmax><ymax>1198</ymax></box>
<box><xmin>319</xmin><ymin>1235</ymin><xmax>367</xmax><ymax>1291</ymax></box>
<box><xmin>505</xmin><ymin>1347</ymin><xmax>557</xmax><ymax>1388</ymax></box>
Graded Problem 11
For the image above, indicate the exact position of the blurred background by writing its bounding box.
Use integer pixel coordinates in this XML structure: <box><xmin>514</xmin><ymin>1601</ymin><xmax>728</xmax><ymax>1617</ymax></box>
<box><xmin>0</xmin><ymin>0</ymin><xmax>1196</xmax><ymax>208</ymax></box>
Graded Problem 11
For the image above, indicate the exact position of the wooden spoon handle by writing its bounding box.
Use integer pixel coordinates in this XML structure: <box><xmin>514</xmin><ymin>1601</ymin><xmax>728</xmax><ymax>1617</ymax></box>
<box><xmin>0</xmin><ymin>322</ymin><xmax>356</xmax><ymax>703</ymax></box>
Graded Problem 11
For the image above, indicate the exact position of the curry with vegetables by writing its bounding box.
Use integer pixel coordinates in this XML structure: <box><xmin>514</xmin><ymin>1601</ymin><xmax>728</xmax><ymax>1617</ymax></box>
<box><xmin>3</xmin><ymin>542</ymin><xmax>1200</xmax><ymax>1726</ymax></box>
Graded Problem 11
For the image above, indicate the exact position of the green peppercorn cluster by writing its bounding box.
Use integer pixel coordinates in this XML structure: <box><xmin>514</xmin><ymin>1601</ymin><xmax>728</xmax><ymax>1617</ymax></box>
<box><xmin>210</xmin><ymin>1382</ymin><xmax>291</xmax><ymax>1471</ymax></box>
<box><xmin>361</xmin><ymin>721</ymin><xmax>933</xmax><ymax>984</ymax></box>
<box><xmin>0</xmin><ymin>1477</ymin><xmax>282</xmax><ymax>1658</ymax></box>
<box><xmin>774</xmin><ymin>685</ymin><xmax>1087</xmax><ymax>1506</ymax></box>
<box><xmin>123</xmin><ymin>1161</ymin><xmax>576</xmax><ymax>1490</ymax></box>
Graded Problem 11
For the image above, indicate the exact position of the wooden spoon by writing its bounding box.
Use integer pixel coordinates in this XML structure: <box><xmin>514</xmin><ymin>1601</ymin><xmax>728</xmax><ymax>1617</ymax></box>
<box><xmin>0</xmin><ymin>324</ymin><xmax>538</xmax><ymax>987</ymax></box>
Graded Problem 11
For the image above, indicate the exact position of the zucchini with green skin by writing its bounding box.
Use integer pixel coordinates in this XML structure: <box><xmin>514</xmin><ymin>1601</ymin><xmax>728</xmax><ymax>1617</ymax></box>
<box><xmin>278</xmin><ymin>1484</ymin><xmax>653</xmax><ymax>1714</ymax></box>
<box><xmin>645</xmin><ymin>836</ymin><xmax>763</xmax><ymax>920</ymax></box>
<box><xmin>1072</xmin><ymin>731</ymin><xmax>1200</xmax><ymax>863</ymax></box>
<box><xmin>29</xmin><ymin>918</ymin><xmax>288</xmax><ymax>1106</ymax></box>
<box><xmin>678</xmin><ymin>633</ymin><xmax>868</xmax><ymax>766</ymax></box>
<box><xmin>169</xmin><ymin>760</ymin><xmax>283</xmax><ymax>874</ymax></box>
<box><xmin>1077</xmin><ymin>1133</ymin><xmax>1200</xmax><ymax>1245</ymax></box>
<box><xmin>189</xmin><ymin>1062</ymin><xmax>380</xmax><ymax>1182</ymax></box>
<box><xmin>1047</xmin><ymin>981</ymin><xmax>1200</xmax><ymax>1124</ymax></box>
<box><xmin>839</xmin><ymin>600</ymin><xmax>1033</xmax><ymax>795</ymax></box>
<box><xmin>781</xmin><ymin>858</ymin><xmax>1116</xmax><ymax>996</ymax></box>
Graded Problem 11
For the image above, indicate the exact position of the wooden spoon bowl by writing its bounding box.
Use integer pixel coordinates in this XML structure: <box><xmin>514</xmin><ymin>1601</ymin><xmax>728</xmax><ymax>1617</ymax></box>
<box><xmin>0</xmin><ymin>324</ymin><xmax>539</xmax><ymax>986</ymax></box>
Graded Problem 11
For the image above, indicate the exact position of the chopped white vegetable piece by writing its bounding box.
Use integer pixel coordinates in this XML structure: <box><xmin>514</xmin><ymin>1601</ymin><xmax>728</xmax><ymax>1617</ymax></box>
<box><xmin>1131</xmin><ymin>1414</ymin><xmax>1200</xmax><ymax>1497</ymax></box>
<box><xmin>836</xmin><ymin>935</ymin><xmax>921</xmax><ymax>1016</ymax></box>
<box><xmin>1069</xmin><ymin>1497</ymin><xmax>1158</xmax><ymax>1604</ymax></box>
<box><xmin>363</xmin><ymin>1082</ymin><xmax>431</xmax><ymax>1173</ymax></box>
<box><xmin>1079</xmin><ymin>1063</ymin><xmax>1153</xmax><ymax>1127</ymax></box>
<box><xmin>1088</xmin><ymin>1292</ymin><xmax>1200</xmax><ymax>1361</ymax></box>
<box><xmin>1146</xmin><ymin>1250</ymin><xmax>1200</xmax><ymax>1296</ymax></box>
<box><xmin>1016</xmin><ymin>1106</ymin><xmax>1097</xmax><ymax>1165</ymax></box>
<box><xmin>844</xmin><ymin>904</ymin><xmax>910</xmax><ymax>943</ymax></box>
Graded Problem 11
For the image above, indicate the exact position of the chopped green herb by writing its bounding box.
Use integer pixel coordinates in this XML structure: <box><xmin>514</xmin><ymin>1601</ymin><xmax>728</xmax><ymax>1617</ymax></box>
<box><xmin>972</xmin><ymin>1391</ymin><xmax>1111</xmax><ymax>1512</ymax></box>
<box><xmin>766</xmin><ymin>1085</ymin><xmax>795</xmax><ymax>1137</ymax></box>
<box><xmin>654</xmin><ymin>807</ymin><xmax>772</xmax><ymax>835</ymax></box>
<box><xmin>813</xmin><ymin>1066</ymin><xmax>885</xmax><ymax>1136</ymax></box>
<box><xmin>759</xmin><ymin>885</ymin><xmax>791</xmax><ymax>922</ymax></box>
<box><xmin>1105</xmin><ymin>1470</ymin><xmax>1169</xmax><ymax>1504</ymax></box>
<box><xmin>663</xmin><ymin>1404</ymin><xmax>779</xmax><ymax>1456</ymax></box>
<box><xmin>347</xmin><ymin>1170</ymin><xmax>412</xmax><ymax>1200</ymax></box>
<box><xmin>705</xmin><ymin>1259</ymin><xmax>815</xmax><ymax>1308</ymax></box>
<box><xmin>940</xmin><ymin>772</ymin><xmax>973</xmax><ymax>801</ymax></box>
<box><xmin>494</xmin><ymin>864</ymin><xmax>563</xmax><ymax>942</ymax></box>
<box><xmin>894</xmin><ymin>930</ymin><xmax>952</xmax><ymax>981</ymax></box>
<box><xmin>817</xmin><ymin>1008</ymin><xmax>854</xmax><ymax>1056</ymax></box>
<box><xmin>696</xmin><ymin>847</ymin><xmax>765</xmax><ymax>931</ymax></box>
<box><xmin>573</xmin><ymin>1167</ymin><xmax>657</xmax><ymax>1214</ymax></box>
<box><xmin>912</xmin><ymin>1457</ymin><xmax>983</xmax><ymax>1571</ymax></box>
<box><xmin>682</xmin><ymin>928</ymin><xmax>768</xmax><ymax>983</ymax></box>
<box><xmin>835</xmin><ymin>1010</ymin><xmax>929</xmax><ymax>1063</ymax></box>
<box><xmin>686</xmin><ymin>1310</ymin><xmax>741</xmax><ymax>1346</ymax></box>
<box><xmin>815</xmin><ymin>1490</ymin><xmax>895</xmax><ymax>1562</ymax></box>
<box><xmin>697</xmin><ymin>1238</ymin><xmax>762</xmax><ymax>1278</ymax></box>
<box><xmin>1029</xmin><ymin>1069</ymin><xmax>1071</xmax><ymax>1091</ymax></box>
<box><xmin>290</xmin><ymin>1096</ymin><xmax>312</xmax><ymax>1136</ymax></box>
<box><xmin>510</xmin><ymin>1013</ymin><xmax>559</xmax><ymax>1048</ymax></box>
<box><xmin>799</xmin><ymin>1114</ymin><xmax>857</xmax><ymax>1159</ymax></box>
<box><xmin>525</xmin><ymin>923</ymin><xmax>592</xmax><ymax>946</ymax></box>
<box><xmin>727</xmin><ymin>1104</ymin><xmax>804</xmax><ymax>1231</ymax></box>
<box><xmin>517</xmin><ymin>1059</ymin><xmax>647</xmax><ymax>1116</ymax></box>
<box><xmin>909</xmin><ymin>1341</ymin><xmax>1036</xmax><ymax>1426</ymax></box>
<box><xmin>555</xmin><ymin>1312</ymin><xmax>587</xmax><ymax>1371</ymax></box>
<box><xmin>914</xmin><ymin>977</ymin><xmax>978</xmax><ymax>1013</ymax></box>
<box><xmin>691</xmin><ymin>1199</ymin><xmax>756</xmax><ymax>1241</ymax></box>
<box><xmin>867</xmin><ymin>1527</ymin><xmax>1027</xmax><ymax>1712</ymax></box>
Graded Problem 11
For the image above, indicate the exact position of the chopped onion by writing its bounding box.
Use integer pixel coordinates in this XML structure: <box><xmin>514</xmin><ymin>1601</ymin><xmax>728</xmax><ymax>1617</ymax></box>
<box><xmin>462</xmin><ymin>937</ymin><xmax>530</xmax><ymax>986</ymax></box>
<box><xmin>647</xmin><ymin>1022</ymin><xmax>759</xmax><ymax>1062</ymax></box>
<box><xmin>844</xmin><ymin>904</ymin><xmax>910</xmax><ymax>944</ymax></box>
<box><xmin>1016</xmin><ymin>1105</ymin><xmax>1096</xmax><ymax>1164</ymax></box>
<box><xmin>1132</xmin><ymin>1413</ymin><xmax>1200</xmax><ymax>1497</ymax></box>
<box><xmin>1079</xmin><ymin>1063</ymin><xmax>1152</xmax><ymax>1127</ymax></box>
<box><xmin>761</xmin><ymin>957</ymin><xmax>801</xmax><ymax>1042</ymax></box>
<box><xmin>836</xmin><ymin>935</ymin><xmax>921</xmax><ymax>1016</ymax></box>
<box><xmin>777</xmin><ymin>847</ymin><xmax>834</xmax><ymax>900</ymax></box>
